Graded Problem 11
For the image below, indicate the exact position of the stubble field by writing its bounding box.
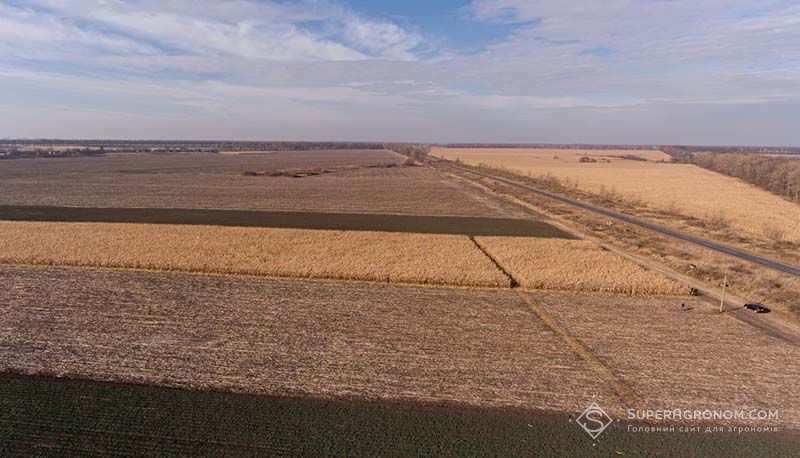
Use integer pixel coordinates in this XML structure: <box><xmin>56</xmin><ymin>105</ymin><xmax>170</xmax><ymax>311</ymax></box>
<box><xmin>0</xmin><ymin>266</ymin><xmax>622</xmax><ymax>415</ymax></box>
<box><xmin>534</xmin><ymin>291</ymin><xmax>800</xmax><ymax>430</ymax></box>
<box><xmin>435</xmin><ymin>147</ymin><xmax>800</xmax><ymax>242</ymax></box>
<box><xmin>0</xmin><ymin>150</ymin><xmax>527</xmax><ymax>218</ymax></box>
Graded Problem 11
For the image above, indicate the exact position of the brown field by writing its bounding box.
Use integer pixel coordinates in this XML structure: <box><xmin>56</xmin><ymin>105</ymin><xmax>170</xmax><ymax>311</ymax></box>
<box><xmin>436</xmin><ymin>148</ymin><xmax>800</xmax><ymax>242</ymax></box>
<box><xmin>475</xmin><ymin>237</ymin><xmax>687</xmax><ymax>295</ymax></box>
<box><xmin>0</xmin><ymin>221</ymin><xmax>511</xmax><ymax>288</ymax></box>
<box><xmin>0</xmin><ymin>150</ymin><xmax>527</xmax><ymax>218</ymax></box>
<box><xmin>534</xmin><ymin>291</ymin><xmax>800</xmax><ymax>430</ymax></box>
<box><xmin>0</xmin><ymin>266</ymin><xmax>624</xmax><ymax>416</ymax></box>
<box><xmin>433</xmin><ymin>147</ymin><xmax>672</xmax><ymax>164</ymax></box>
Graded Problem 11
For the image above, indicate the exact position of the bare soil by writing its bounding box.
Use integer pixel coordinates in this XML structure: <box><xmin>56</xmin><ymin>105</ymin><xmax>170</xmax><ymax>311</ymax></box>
<box><xmin>0</xmin><ymin>151</ymin><xmax>527</xmax><ymax>218</ymax></box>
<box><xmin>0</xmin><ymin>205</ymin><xmax>570</xmax><ymax>237</ymax></box>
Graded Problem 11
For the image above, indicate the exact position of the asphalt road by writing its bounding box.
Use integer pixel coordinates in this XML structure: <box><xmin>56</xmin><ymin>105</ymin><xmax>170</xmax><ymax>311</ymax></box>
<box><xmin>441</xmin><ymin>162</ymin><xmax>800</xmax><ymax>278</ymax></box>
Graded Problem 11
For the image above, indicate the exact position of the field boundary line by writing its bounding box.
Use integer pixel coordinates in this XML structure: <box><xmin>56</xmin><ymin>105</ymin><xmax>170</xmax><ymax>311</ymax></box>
<box><xmin>516</xmin><ymin>291</ymin><xmax>645</xmax><ymax>411</ymax></box>
<box><xmin>0</xmin><ymin>262</ymin><xmax>513</xmax><ymax>293</ymax></box>
<box><xmin>469</xmin><ymin>236</ymin><xmax>518</xmax><ymax>288</ymax></box>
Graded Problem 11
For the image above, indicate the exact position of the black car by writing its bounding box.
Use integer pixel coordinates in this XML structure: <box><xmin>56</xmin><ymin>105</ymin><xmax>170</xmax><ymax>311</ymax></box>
<box><xmin>744</xmin><ymin>303</ymin><xmax>771</xmax><ymax>313</ymax></box>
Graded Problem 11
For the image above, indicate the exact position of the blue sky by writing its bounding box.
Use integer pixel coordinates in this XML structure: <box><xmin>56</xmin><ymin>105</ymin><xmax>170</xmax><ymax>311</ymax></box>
<box><xmin>1</xmin><ymin>0</ymin><xmax>799</xmax><ymax>145</ymax></box>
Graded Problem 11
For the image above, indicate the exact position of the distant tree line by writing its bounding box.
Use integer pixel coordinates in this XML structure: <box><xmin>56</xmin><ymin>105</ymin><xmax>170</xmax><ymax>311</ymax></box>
<box><xmin>0</xmin><ymin>148</ymin><xmax>106</xmax><ymax>160</ymax></box>
<box><xmin>0</xmin><ymin>140</ymin><xmax>384</xmax><ymax>153</ymax></box>
<box><xmin>441</xmin><ymin>143</ymin><xmax>662</xmax><ymax>151</ymax></box>
<box><xmin>664</xmin><ymin>144</ymin><xmax>800</xmax><ymax>155</ymax></box>
<box><xmin>662</xmin><ymin>147</ymin><xmax>800</xmax><ymax>201</ymax></box>
<box><xmin>384</xmin><ymin>143</ymin><xmax>430</xmax><ymax>163</ymax></box>
<box><xmin>690</xmin><ymin>152</ymin><xmax>800</xmax><ymax>202</ymax></box>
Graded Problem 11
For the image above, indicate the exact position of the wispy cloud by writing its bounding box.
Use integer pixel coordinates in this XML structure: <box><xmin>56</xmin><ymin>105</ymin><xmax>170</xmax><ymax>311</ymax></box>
<box><xmin>1</xmin><ymin>1</ymin><xmax>799</xmax><ymax>144</ymax></box>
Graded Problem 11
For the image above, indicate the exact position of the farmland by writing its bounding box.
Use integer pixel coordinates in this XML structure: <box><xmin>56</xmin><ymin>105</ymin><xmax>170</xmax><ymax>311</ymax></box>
<box><xmin>475</xmin><ymin>237</ymin><xmax>687</xmax><ymax>295</ymax></box>
<box><xmin>0</xmin><ymin>205</ymin><xmax>569</xmax><ymax>237</ymax></box>
<box><xmin>434</xmin><ymin>147</ymin><xmax>672</xmax><ymax>164</ymax></box>
<box><xmin>0</xmin><ymin>149</ymin><xmax>527</xmax><ymax>217</ymax></box>
<box><xmin>3</xmin><ymin>374</ymin><xmax>797</xmax><ymax>457</ymax></box>
<box><xmin>435</xmin><ymin>147</ymin><xmax>800</xmax><ymax>243</ymax></box>
<box><xmin>0</xmin><ymin>266</ymin><xmax>621</xmax><ymax>414</ymax></box>
<box><xmin>535</xmin><ymin>291</ymin><xmax>800</xmax><ymax>430</ymax></box>
<box><xmin>0</xmin><ymin>222</ymin><xmax>511</xmax><ymax>288</ymax></box>
<box><xmin>0</xmin><ymin>221</ymin><xmax>689</xmax><ymax>293</ymax></box>
<box><xmin>1</xmin><ymin>147</ymin><xmax>797</xmax><ymax>454</ymax></box>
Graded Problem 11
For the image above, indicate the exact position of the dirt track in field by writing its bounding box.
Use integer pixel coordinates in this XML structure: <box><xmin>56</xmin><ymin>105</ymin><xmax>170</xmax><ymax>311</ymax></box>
<box><xmin>533</xmin><ymin>291</ymin><xmax>800</xmax><ymax>430</ymax></box>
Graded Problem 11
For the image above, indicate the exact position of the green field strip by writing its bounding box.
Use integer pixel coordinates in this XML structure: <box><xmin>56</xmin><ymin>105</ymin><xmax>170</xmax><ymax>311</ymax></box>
<box><xmin>0</xmin><ymin>374</ymin><xmax>796</xmax><ymax>457</ymax></box>
<box><xmin>0</xmin><ymin>205</ymin><xmax>574</xmax><ymax>238</ymax></box>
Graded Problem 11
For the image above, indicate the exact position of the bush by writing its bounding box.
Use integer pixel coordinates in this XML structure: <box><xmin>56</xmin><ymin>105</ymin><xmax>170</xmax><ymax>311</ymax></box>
<box><xmin>384</xmin><ymin>143</ymin><xmax>430</xmax><ymax>163</ymax></box>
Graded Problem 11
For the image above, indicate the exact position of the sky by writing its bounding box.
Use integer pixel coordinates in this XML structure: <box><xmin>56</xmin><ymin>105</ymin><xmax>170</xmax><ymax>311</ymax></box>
<box><xmin>1</xmin><ymin>0</ymin><xmax>799</xmax><ymax>145</ymax></box>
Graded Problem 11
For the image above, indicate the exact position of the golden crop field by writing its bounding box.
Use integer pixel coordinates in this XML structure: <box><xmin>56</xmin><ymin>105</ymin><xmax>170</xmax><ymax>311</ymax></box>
<box><xmin>432</xmin><ymin>147</ymin><xmax>672</xmax><ymax>164</ymax></box>
<box><xmin>475</xmin><ymin>237</ymin><xmax>687</xmax><ymax>295</ymax></box>
<box><xmin>0</xmin><ymin>222</ymin><xmax>510</xmax><ymax>288</ymax></box>
<box><xmin>435</xmin><ymin>148</ymin><xmax>800</xmax><ymax>243</ymax></box>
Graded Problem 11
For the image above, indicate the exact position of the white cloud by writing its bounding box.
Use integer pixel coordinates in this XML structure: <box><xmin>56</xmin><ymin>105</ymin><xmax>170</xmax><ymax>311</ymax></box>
<box><xmin>4</xmin><ymin>1</ymin><xmax>425</xmax><ymax>62</ymax></box>
<box><xmin>1</xmin><ymin>1</ymin><xmax>800</xmax><ymax>144</ymax></box>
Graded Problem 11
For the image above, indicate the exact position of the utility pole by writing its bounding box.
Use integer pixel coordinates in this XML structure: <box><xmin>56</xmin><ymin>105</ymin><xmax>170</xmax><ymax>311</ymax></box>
<box><xmin>719</xmin><ymin>272</ymin><xmax>728</xmax><ymax>313</ymax></box>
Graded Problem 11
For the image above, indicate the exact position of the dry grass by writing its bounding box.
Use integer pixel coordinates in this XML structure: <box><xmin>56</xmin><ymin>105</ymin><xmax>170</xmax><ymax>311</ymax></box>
<box><xmin>0</xmin><ymin>221</ymin><xmax>510</xmax><ymax>288</ymax></box>
<box><xmin>0</xmin><ymin>266</ymin><xmax>624</xmax><ymax>415</ymax></box>
<box><xmin>475</xmin><ymin>237</ymin><xmax>687</xmax><ymax>295</ymax></box>
<box><xmin>437</xmin><ymin>148</ymin><xmax>800</xmax><ymax>243</ymax></box>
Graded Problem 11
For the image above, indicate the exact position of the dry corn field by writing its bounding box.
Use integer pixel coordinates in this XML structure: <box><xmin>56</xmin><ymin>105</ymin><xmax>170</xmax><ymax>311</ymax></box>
<box><xmin>436</xmin><ymin>148</ymin><xmax>800</xmax><ymax>243</ymax></box>
<box><xmin>475</xmin><ymin>237</ymin><xmax>687</xmax><ymax>295</ymax></box>
<box><xmin>0</xmin><ymin>222</ymin><xmax>510</xmax><ymax>288</ymax></box>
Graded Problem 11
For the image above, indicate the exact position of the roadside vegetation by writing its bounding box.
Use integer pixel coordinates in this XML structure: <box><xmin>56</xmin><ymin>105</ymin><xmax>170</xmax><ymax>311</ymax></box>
<box><xmin>440</xmin><ymin>161</ymin><xmax>800</xmax><ymax>318</ymax></box>
<box><xmin>384</xmin><ymin>143</ymin><xmax>430</xmax><ymax>164</ymax></box>
<box><xmin>436</xmin><ymin>148</ymin><xmax>800</xmax><ymax>245</ymax></box>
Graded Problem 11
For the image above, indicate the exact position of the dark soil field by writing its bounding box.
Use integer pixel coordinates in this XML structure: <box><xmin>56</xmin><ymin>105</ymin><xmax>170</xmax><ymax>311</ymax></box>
<box><xmin>2</xmin><ymin>374</ymin><xmax>797</xmax><ymax>457</ymax></box>
<box><xmin>0</xmin><ymin>205</ymin><xmax>571</xmax><ymax>237</ymax></box>
<box><xmin>0</xmin><ymin>266</ymin><xmax>622</xmax><ymax>415</ymax></box>
<box><xmin>0</xmin><ymin>151</ymin><xmax>527</xmax><ymax>218</ymax></box>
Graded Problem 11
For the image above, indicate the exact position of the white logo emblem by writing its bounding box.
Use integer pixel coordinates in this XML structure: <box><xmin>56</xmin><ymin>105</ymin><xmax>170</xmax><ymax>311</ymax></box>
<box><xmin>576</xmin><ymin>401</ymin><xmax>613</xmax><ymax>439</ymax></box>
